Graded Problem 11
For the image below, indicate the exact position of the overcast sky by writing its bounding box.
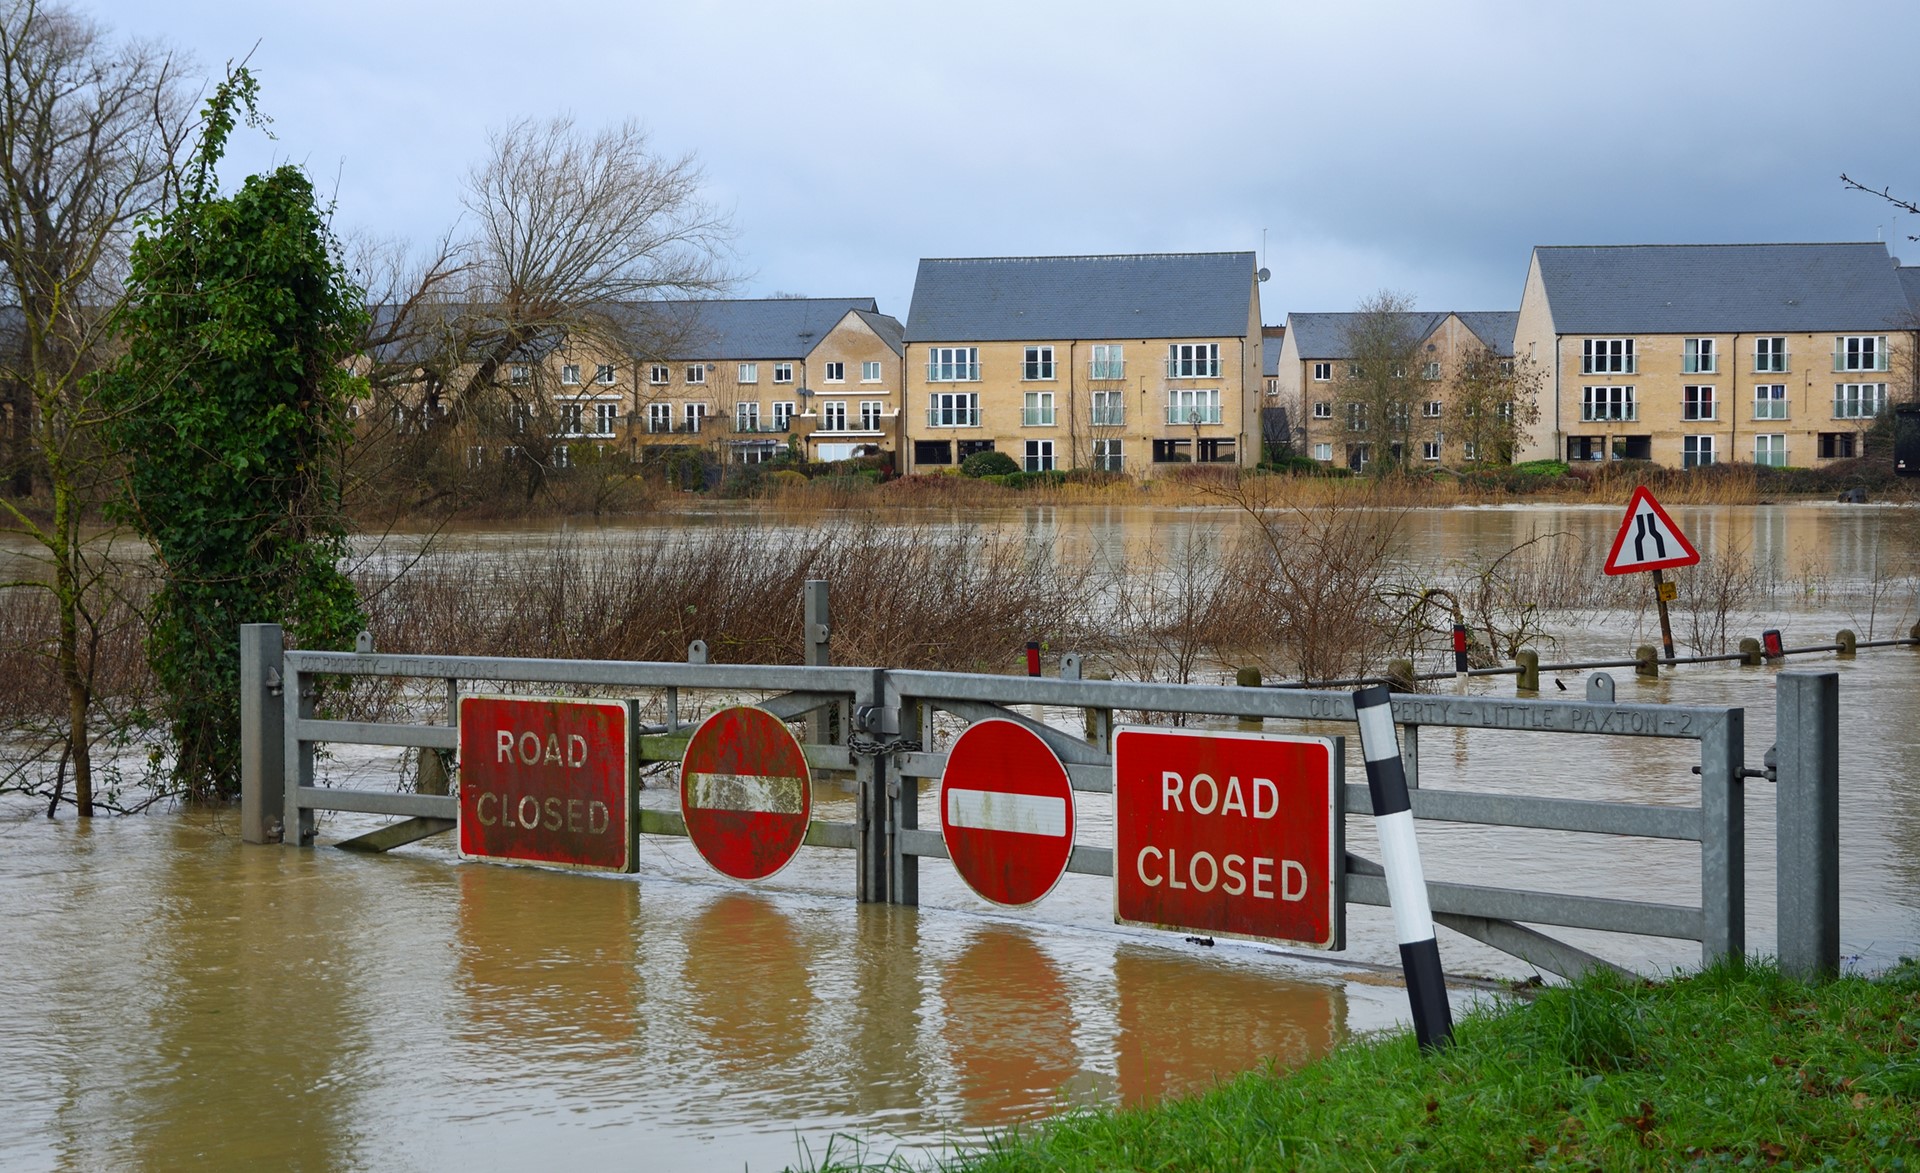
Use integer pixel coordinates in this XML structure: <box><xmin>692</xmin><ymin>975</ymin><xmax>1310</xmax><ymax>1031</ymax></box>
<box><xmin>90</xmin><ymin>0</ymin><xmax>1920</xmax><ymax>325</ymax></box>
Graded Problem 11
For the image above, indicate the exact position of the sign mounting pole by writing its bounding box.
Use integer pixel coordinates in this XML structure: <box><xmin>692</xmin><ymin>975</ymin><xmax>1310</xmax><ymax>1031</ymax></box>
<box><xmin>1651</xmin><ymin>567</ymin><xmax>1677</xmax><ymax>660</ymax></box>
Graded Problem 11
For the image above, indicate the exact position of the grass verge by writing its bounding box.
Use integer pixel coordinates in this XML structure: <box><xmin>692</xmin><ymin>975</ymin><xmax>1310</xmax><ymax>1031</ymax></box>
<box><xmin>810</xmin><ymin>960</ymin><xmax>1920</xmax><ymax>1171</ymax></box>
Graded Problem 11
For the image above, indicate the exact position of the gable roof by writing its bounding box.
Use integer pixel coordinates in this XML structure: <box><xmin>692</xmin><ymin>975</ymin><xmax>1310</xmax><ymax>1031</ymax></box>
<box><xmin>1900</xmin><ymin>266</ymin><xmax>1920</xmax><ymax>317</ymax></box>
<box><xmin>628</xmin><ymin>297</ymin><xmax>886</xmax><ymax>361</ymax></box>
<box><xmin>852</xmin><ymin>307</ymin><xmax>905</xmax><ymax>356</ymax></box>
<box><xmin>1532</xmin><ymin>243</ymin><xmax>1911</xmax><ymax>334</ymax></box>
<box><xmin>1262</xmin><ymin>333</ymin><xmax>1283</xmax><ymax>377</ymax></box>
<box><xmin>905</xmin><ymin>252</ymin><xmax>1256</xmax><ymax>343</ymax></box>
<box><xmin>1456</xmin><ymin>311</ymin><xmax>1519</xmax><ymax>357</ymax></box>
<box><xmin>1282</xmin><ymin>311</ymin><xmax>1448</xmax><ymax>359</ymax></box>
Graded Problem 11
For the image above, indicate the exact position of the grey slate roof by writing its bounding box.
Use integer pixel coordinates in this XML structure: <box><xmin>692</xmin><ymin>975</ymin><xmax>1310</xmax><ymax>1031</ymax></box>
<box><xmin>1899</xmin><ymin>266</ymin><xmax>1920</xmax><ymax>316</ymax></box>
<box><xmin>1456</xmin><ymin>311</ymin><xmax>1518</xmax><ymax>357</ymax></box>
<box><xmin>852</xmin><ymin>307</ymin><xmax>905</xmax><ymax>355</ymax></box>
<box><xmin>904</xmin><ymin>252</ymin><xmax>1256</xmax><ymax>343</ymax></box>
<box><xmin>1262</xmin><ymin>334</ymin><xmax>1282</xmax><ymax>377</ymax></box>
<box><xmin>622</xmin><ymin>297</ymin><xmax>885</xmax><ymax>360</ymax></box>
<box><xmin>1533</xmin><ymin>243</ymin><xmax>1911</xmax><ymax>334</ymax></box>
<box><xmin>1282</xmin><ymin>311</ymin><xmax>1448</xmax><ymax>359</ymax></box>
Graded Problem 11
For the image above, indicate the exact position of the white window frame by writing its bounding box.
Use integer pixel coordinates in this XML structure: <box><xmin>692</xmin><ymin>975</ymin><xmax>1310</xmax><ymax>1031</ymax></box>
<box><xmin>1682</xmin><ymin>385</ymin><xmax>1716</xmax><ymax>421</ymax></box>
<box><xmin>1754</xmin><ymin>384</ymin><xmax>1787</xmax><ymax>420</ymax></box>
<box><xmin>1093</xmin><ymin>438</ymin><xmax>1124</xmax><ymax>471</ymax></box>
<box><xmin>861</xmin><ymin>361</ymin><xmax>882</xmax><ymax>383</ymax></box>
<box><xmin>1347</xmin><ymin>402</ymin><xmax>1367</xmax><ymax>431</ymax></box>
<box><xmin>1168</xmin><ymin>342</ymin><xmax>1221</xmax><ymax>378</ymax></box>
<box><xmin>1023</xmin><ymin>390</ymin><xmax>1055</xmax><ymax>426</ymax></box>
<box><xmin>1836</xmin><ymin>335</ymin><xmax>1890</xmax><ymax>372</ymax></box>
<box><xmin>1683</xmin><ymin>338</ymin><xmax>1717</xmax><ymax>374</ymax></box>
<box><xmin>551</xmin><ymin>443</ymin><xmax>570</xmax><ymax>470</ymax></box>
<box><xmin>1422</xmin><ymin>400</ymin><xmax>1442</xmax><ymax>418</ymax></box>
<box><xmin>1834</xmin><ymin>382</ymin><xmax>1886</xmax><ymax>419</ymax></box>
<box><xmin>823</xmin><ymin>361</ymin><xmax>845</xmax><ymax>383</ymax></box>
<box><xmin>773</xmin><ymin>362</ymin><xmax>794</xmax><ymax>384</ymax></box>
<box><xmin>649</xmin><ymin>365</ymin><xmax>670</xmax><ymax>385</ymax></box>
<box><xmin>1091</xmin><ymin>390</ymin><xmax>1125</xmax><ymax>427</ymax></box>
<box><xmin>1312</xmin><ymin>442</ymin><xmax>1333</xmax><ymax>462</ymax></box>
<box><xmin>1754</xmin><ymin>434</ymin><xmax>1787</xmax><ymax>467</ymax></box>
<box><xmin>1312</xmin><ymin>401</ymin><xmax>1332</xmax><ymax>419</ymax></box>
<box><xmin>1581</xmin><ymin>385</ymin><xmax>1637</xmax><ymax>422</ymax></box>
<box><xmin>1422</xmin><ymin>438</ymin><xmax>1442</xmax><ymax>461</ymax></box>
<box><xmin>1682</xmin><ymin>434</ymin><xmax>1715</xmax><ymax>469</ymax></box>
<box><xmin>822</xmin><ymin>400</ymin><xmax>848</xmax><ymax>430</ymax></box>
<box><xmin>647</xmin><ymin>403</ymin><xmax>671</xmax><ymax>433</ymax></box>
<box><xmin>684</xmin><ymin>402</ymin><xmax>706</xmax><ymax>433</ymax></box>
<box><xmin>1754</xmin><ymin>337</ymin><xmax>1788</xmax><ymax>373</ymax></box>
<box><xmin>927</xmin><ymin>391</ymin><xmax>979</xmax><ymax>427</ymax></box>
<box><xmin>772</xmin><ymin>401</ymin><xmax>796</xmax><ymax>430</ymax></box>
<box><xmin>859</xmin><ymin>400</ymin><xmax>883</xmax><ymax>430</ymax></box>
<box><xmin>738</xmin><ymin>363</ymin><xmax>759</xmax><ymax>384</ymax></box>
<box><xmin>1311</xmin><ymin>361</ymin><xmax>1332</xmax><ymax>382</ymax></box>
<box><xmin>1024</xmin><ymin>439</ymin><xmax>1055</xmax><ymax>472</ymax></box>
<box><xmin>559</xmin><ymin>403</ymin><xmax>585</xmax><ymax>436</ymax></box>
<box><xmin>1581</xmin><ymin>338</ymin><xmax>1635</xmax><ymax>374</ymax></box>
<box><xmin>926</xmin><ymin>347</ymin><xmax>979</xmax><ymax>382</ymax></box>
<box><xmin>561</xmin><ymin>363</ymin><xmax>581</xmax><ymax>385</ymax></box>
<box><xmin>1167</xmin><ymin>387</ymin><xmax>1221</xmax><ymax>425</ymax></box>
<box><xmin>1461</xmin><ymin>440</ymin><xmax>1478</xmax><ymax>462</ymax></box>
<box><xmin>596</xmin><ymin>364</ymin><xmax>617</xmax><ymax>385</ymax></box>
<box><xmin>509</xmin><ymin>363</ymin><xmax>531</xmax><ymax>386</ymax></box>
<box><xmin>736</xmin><ymin>402</ymin><xmax>759</xmax><ymax>432</ymax></box>
<box><xmin>1023</xmin><ymin>346</ymin><xmax>1056</xmax><ymax>381</ymax></box>
<box><xmin>1423</xmin><ymin>362</ymin><xmax>1442</xmax><ymax>381</ymax></box>
<box><xmin>684</xmin><ymin>364</ymin><xmax>705</xmax><ymax>385</ymax></box>
<box><xmin>593</xmin><ymin>401</ymin><xmax>619</xmax><ymax>437</ymax></box>
<box><xmin>1090</xmin><ymin>344</ymin><xmax>1125</xmax><ymax>380</ymax></box>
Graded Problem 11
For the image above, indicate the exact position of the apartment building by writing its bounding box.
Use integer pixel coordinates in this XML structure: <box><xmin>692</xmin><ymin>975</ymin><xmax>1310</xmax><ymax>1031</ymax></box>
<box><xmin>1275</xmin><ymin>310</ymin><xmax>1517</xmax><ymax>468</ymax></box>
<box><xmin>1516</xmin><ymin>243</ymin><xmax>1916</xmax><ymax>467</ymax></box>
<box><xmin>900</xmin><ymin>252</ymin><xmax>1263</xmax><ymax>475</ymax></box>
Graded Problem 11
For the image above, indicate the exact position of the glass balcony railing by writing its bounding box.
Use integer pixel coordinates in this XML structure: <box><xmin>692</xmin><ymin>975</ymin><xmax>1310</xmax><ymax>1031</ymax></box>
<box><xmin>926</xmin><ymin>408</ymin><xmax>981</xmax><ymax>427</ymax></box>
<box><xmin>1165</xmin><ymin>359</ymin><xmax>1222</xmax><ymax>378</ymax></box>
<box><xmin>1021</xmin><ymin>408</ymin><xmax>1055</xmax><ymax>426</ymax></box>
<box><xmin>1165</xmin><ymin>405</ymin><xmax>1223</xmax><ymax>425</ymax></box>
<box><xmin>926</xmin><ymin>363</ymin><xmax>981</xmax><ymax>382</ymax></box>
<box><xmin>1090</xmin><ymin>407</ymin><xmax>1125</xmax><ymax>427</ymax></box>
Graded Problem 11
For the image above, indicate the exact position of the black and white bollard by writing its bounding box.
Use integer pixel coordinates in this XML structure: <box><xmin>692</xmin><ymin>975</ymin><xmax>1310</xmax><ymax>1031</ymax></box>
<box><xmin>1352</xmin><ymin>684</ymin><xmax>1454</xmax><ymax>1051</ymax></box>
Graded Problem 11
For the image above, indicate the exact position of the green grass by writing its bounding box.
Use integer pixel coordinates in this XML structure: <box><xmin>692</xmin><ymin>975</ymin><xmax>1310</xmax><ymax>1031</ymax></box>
<box><xmin>807</xmin><ymin>960</ymin><xmax>1920</xmax><ymax>1171</ymax></box>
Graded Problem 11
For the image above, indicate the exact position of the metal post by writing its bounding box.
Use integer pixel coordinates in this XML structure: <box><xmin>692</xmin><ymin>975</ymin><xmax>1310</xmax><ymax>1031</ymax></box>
<box><xmin>803</xmin><ymin>579</ymin><xmax>831</xmax><ymax>747</ymax></box>
<box><xmin>280</xmin><ymin>654</ymin><xmax>317</xmax><ymax>847</ymax></box>
<box><xmin>1776</xmin><ymin>671</ymin><xmax>1840</xmax><ymax>980</ymax></box>
<box><xmin>1652</xmin><ymin>567</ymin><xmax>1677</xmax><ymax>660</ymax></box>
<box><xmin>855</xmin><ymin>669</ymin><xmax>889</xmax><ymax>904</ymax></box>
<box><xmin>1698</xmin><ymin>709</ymin><xmax>1746</xmax><ymax>965</ymax></box>
<box><xmin>891</xmin><ymin>686</ymin><xmax>921</xmax><ymax>908</ymax></box>
<box><xmin>239</xmin><ymin>624</ymin><xmax>285</xmax><ymax>844</ymax></box>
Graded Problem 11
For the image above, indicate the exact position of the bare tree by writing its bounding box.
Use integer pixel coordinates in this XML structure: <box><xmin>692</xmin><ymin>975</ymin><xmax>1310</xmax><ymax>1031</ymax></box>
<box><xmin>1841</xmin><ymin>174</ymin><xmax>1920</xmax><ymax>242</ymax></box>
<box><xmin>0</xmin><ymin>0</ymin><xmax>191</xmax><ymax>816</ymax></box>
<box><xmin>1332</xmin><ymin>290</ymin><xmax>1423</xmax><ymax>473</ymax></box>
<box><xmin>1451</xmin><ymin>343</ymin><xmax>1545</xmax><ymax>464</ymax></box>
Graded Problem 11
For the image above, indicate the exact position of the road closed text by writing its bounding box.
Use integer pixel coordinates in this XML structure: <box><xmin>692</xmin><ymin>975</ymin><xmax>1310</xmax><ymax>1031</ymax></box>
<box><xmin>1114</xmin><ymin>730</ymin><xmax>1341</xmax><ymax>949</ymax></box>
<box><xmin>457</xmin><ymin>696</ymin><xmax>633</xmax><ymax>872</ymax></box>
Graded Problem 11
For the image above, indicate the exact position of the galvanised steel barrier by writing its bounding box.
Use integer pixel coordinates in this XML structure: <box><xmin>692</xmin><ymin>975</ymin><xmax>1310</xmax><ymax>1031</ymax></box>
<box><xmin>239</xmin><ymin>598</ymin><xmax>1843</xmax><ymax>981</ymax></box>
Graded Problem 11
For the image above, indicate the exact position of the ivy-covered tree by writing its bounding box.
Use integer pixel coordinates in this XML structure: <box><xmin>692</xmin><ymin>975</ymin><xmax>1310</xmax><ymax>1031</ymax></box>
<box><xmin>103</xmin><ymin>71</ymin><xmax>365</xmax><ymax>799</ymax></box>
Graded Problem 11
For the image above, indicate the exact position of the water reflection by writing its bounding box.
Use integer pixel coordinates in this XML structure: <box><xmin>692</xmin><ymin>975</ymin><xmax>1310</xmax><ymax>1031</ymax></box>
<box><xmin>940</xmin><ymin>925</ymin><xmax>1085</xmax><ymax>1126</ymax></box>
<box><xmin>680</xmin><ymin>892</ymin><xmax>816</xmax><ymax>1075</ymax></box>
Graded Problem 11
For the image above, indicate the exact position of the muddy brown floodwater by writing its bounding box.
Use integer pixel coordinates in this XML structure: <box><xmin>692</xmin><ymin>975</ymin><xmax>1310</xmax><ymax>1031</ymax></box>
<box><xmin>5</xmin><ymin>500</ymin><xmax>1920</xmax><ymax>1170</ymax></box>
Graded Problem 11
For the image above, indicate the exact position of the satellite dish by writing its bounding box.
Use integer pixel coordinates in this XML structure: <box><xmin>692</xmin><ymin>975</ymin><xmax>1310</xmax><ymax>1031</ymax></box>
<box><xmin>1257</xmin><ymin>268</ymin><xmax>1271</xmax><ymax>282</ymax></box>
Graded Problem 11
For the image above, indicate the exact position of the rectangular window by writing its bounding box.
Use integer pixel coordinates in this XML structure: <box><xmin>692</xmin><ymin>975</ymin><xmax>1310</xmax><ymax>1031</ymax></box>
<box><xmin>1835</xmin><ymin>382</ymin><xmax>1887</xmax><ymax>418</ymax></box>
<box><xmin>1581</xmin><ymin>338</ymin><xmax>1635</xmax><ymax>374</ymax></box>
<box><xmin>738</xmin><ymin>363</ymin><xmax>759</xmax><ymax>384</ymax></box>
<box><xmin>647</xmin><ymin>403</ymin><xmax>671</xmax><ymax>433</ymax></box>
<box><xmin>1462</xmin><ymin>440</ymin><xmax>1478</xmax><ymax>461</ymax></box>
<box><xmin>1024</xmin><ymin>346</ymin><xmax>1055</xmax><ymax>380</ymax></box>
<box><xmin>957</xmin><ymin>439</ymin><xmax>996</xmax><ymax>460</ymax></box>
<box><xmin>1423</xmin><ymin>400</ymin><xmax>1442</xmax><ymax>418</ymax></box>
<box><xmin>1091</xmin><ymin>390</ymin><xmax>1125</xmax><ymax>427</ymax></box>
<box><xmin>1167</xmin><ymin>388</ymin><xmax>1221</xmax><ymax>424</ymax></box>
<box><xmin>926</xmin><ymin>346</ymin><xmax>979</xmax><ymax>382</ymax></box>
<box><xmin>1090</xmin><ymin>344</ymin><xmax>1126</xmax><ymax>380</ymax></box>
<box><xmin>1312</xmin><ymin>362</ymin><xmax>1332</xmax><ymax>382</ymax></box>
<box><xmin>649</xmin><ymin>365</ymin><xmax>669</xmax><ymax>385</ymax></box>
<box><xmin>1312</xmin><ymin>442</ymin><xmax>1333</xmax><ymax>461</ymax></box>
<box><xmin>1093</xmin><ymin>438</ymin><xmax>1124</xmax><ymax>471</ymax></box>
<box><xmin>1755</xmin><ymin>337</ymin><xmax>1788</xmax><ymax>373</ymax></box>
<box><xmin>684</xmin><ymin>403</ymin><xmax>705</xmax><ymax>433</ymax></box>
<box><xmin>684</xmin><ymin>365</ymin><xmax>705</xmax><ymax>385</ymax></box>
<box><xmin>1167</xmin><ymin>342</ymin><xmax>1221</xmax><ymax>378</ymax></box>
<box><xmin>560</xmin><ymin>403</ymin><xmax>584</xmax><ymax>435</ymax></box>
<box><xmin>561</xmin><ymin>363</ymin><xmax>581</xmax><ymax>385</ymax></box>
<box><xmin>736</xmin><ymin>402</ymin><xmax>759</xmax><ymax>432</ymax></box>
<box><xmin>1836</xmin><ymin>335</ymin><xmax>1890</xmax><ymax>372</ymax></box>
<box><xmin>859</xmin><ymin>400</ymin><xmax>883</xmax><ymax>430</ymax></box>
<box><xmin>1346</xmin><ymin>402</ymin><xmax>1367</xmax><ymax>431</ymax></box>
<box><xmin>772</xmin><ymin>401</ymin><xmax>795</xmax><ymax>430</ymax></box>
<box><xmin>823</xmin><ymin>401</ymin><xmax>847</xmax><ymax>430</ymax></box>
<box><xmin>914</xmin><ymin>440</ymin><xmax>953</xmax><ymax>465</ymax></box>
<box><xmin>1423</xmin><ymin>362</ymin><xmax>1441</xmax><ymax>381</ymax></box>
<box><xmin>552</xmin><ymin>444</ymin><xmax>570</xmax><ymax>470</ymax></box>
<box><xmin>1312</xmin><ymin>401</ymin><xmax>1332</xmax><ymax>419</ymax></box>
<box><xmin>1152</xmin><ymin>438</ymin><xmax>1192</xmax><ymax>463</ymax></box>
<box><xmin>1754</xmin><ymin>384</ymin><xmax>1788</xmax><ymax>420</ymax></box>
<box><xmin>596</xmin><ymin>364</ymin><xmax>617</xmax><ymax>385</ymax></box>
<box><xmin>1023</xmin><ymin>391</ymin><xmax>1055</xmax><ymax>426</ymax></box>
<box><xmin>594</xmin><ymin>402</ymin><xmax>619</xmax><ymax>436</ymax></box>
<box><xmin>1024</xmin><ymin>439</ymin><xmax>1055</xmax><ymax>472</ymax></box>
<box><xmin>1682</xmin><ymin>434</ymin><xmax>1715</xmax><ymax>469</ymax></box>
<box><xmin>773</xmin><ymin>362</ymin><xmax>793</xmax><ymax>384</ymax></box>
<box><xmin>1422</xmin><ymin>437</ymin><xmax>1442</xmax><ymax>461</ymax></box>
<box><xmin>509</xmin><ymin>363</ymin><xmax>531</xmax><ymax>386</ymax></box>
<box><xmin>1682</xmin><ymin>385</ymin><xmax>1716</xmax><ymax>421</ymax></box>
<box><xmin>1819</xmin><ymin>432</ymin><xmax>1856</xmax><ymax>459</ymax></box>
<box><xmin>861</xmin><ymin>360</ymin><xmax>882</xmax><ymax>383</ymax></box>
<box><xmin>1581</xmin><ymin>385</ymin><xmax>1637</xmax><ymax>421</ymax></box>
<box><xmin>1754</xmin><ymin>434</ymin><xmax>1786</xmax><ymax>467</ymax></box>
<box><xmin>1683</xmin><ymin>338</ymin><xmax>1717</xmax><ymax>374</ymax></box>
<box><xmin>927</xmin><ymin>392</ymin><xmax>979</xmax><ymax>427</ymax></box>
<box><xmin>824</xmin><ymin>361</ymin><xmax>845</xmax><ymax>382</ymax></box>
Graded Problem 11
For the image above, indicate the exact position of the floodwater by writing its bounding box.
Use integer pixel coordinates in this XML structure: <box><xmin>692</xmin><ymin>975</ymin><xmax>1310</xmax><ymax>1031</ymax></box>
<box><xmin>5</xmin><ymin>499</ymin><xmax>1920</xmax><ymax>1171</ymax></box>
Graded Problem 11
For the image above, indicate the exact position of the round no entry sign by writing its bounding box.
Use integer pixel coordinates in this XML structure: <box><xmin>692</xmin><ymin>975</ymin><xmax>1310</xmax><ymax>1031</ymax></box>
<box><xmin>939</xmin><ymin>718</ymin><xmax>1076</xmax><ymax>906</ymax></box>
<box><xmin>680</xmin><ymin>706</ymin><xmax>812</xmax><ymax>881</ymax></box>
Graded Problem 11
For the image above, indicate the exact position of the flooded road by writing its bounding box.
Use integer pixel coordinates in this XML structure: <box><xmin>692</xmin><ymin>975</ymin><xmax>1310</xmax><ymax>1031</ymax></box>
<box><xmin>5</xmin><ymin>499</ymin><xmax>1920</xmax><ymax>1170</ymax></box>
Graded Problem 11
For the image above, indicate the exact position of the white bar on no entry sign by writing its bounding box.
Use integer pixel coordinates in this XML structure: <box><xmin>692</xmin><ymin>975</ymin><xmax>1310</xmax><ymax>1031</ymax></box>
<box><xmin>687</xmin><ymin>772</ymin><xmax>805</xmax><ymax>814</ymax></box>
<box><xmin>946</xmin><ymin>788</ymin><xmax>1068</xmax><ymax>837</ymax></box>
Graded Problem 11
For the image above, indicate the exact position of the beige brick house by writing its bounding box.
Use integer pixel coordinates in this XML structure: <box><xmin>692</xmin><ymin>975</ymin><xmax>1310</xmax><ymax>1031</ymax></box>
<box><xmin>1516</xmin><ymin>243</ymin><xmax>1917</xmax><ymax>468</ymax></box>
<box><xmin>900</xmin><ymin>253</ymin><xmax>1264</xmax><ymax>475</ymax></box>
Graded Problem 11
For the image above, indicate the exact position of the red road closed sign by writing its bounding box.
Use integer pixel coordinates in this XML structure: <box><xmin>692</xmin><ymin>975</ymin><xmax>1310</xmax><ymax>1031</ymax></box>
<box><xmin>680</xmin><ymin>706</ymin><xmax>812</xmax><ymax>881</ymax></box>
<box><xmin>1113</xmin><ymin>727</ymin><xmax>1343</xmax><ymax>949</ymax></box>
<box><xmin>458</xmin><ymin>695</ymin><xmax>633</xmax><ymax>871</ymax></box>
<box><xmin>939</xmin><ymin>718</ymin><xmax>1076</xmax><ymax>907</ymax></box>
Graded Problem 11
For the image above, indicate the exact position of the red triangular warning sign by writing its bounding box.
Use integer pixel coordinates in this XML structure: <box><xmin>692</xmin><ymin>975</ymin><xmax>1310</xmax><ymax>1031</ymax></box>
<box><xmin>1603</xmin><ymin>486</ymin><xmax>1701</xmax><ymax>575</ymax></box>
